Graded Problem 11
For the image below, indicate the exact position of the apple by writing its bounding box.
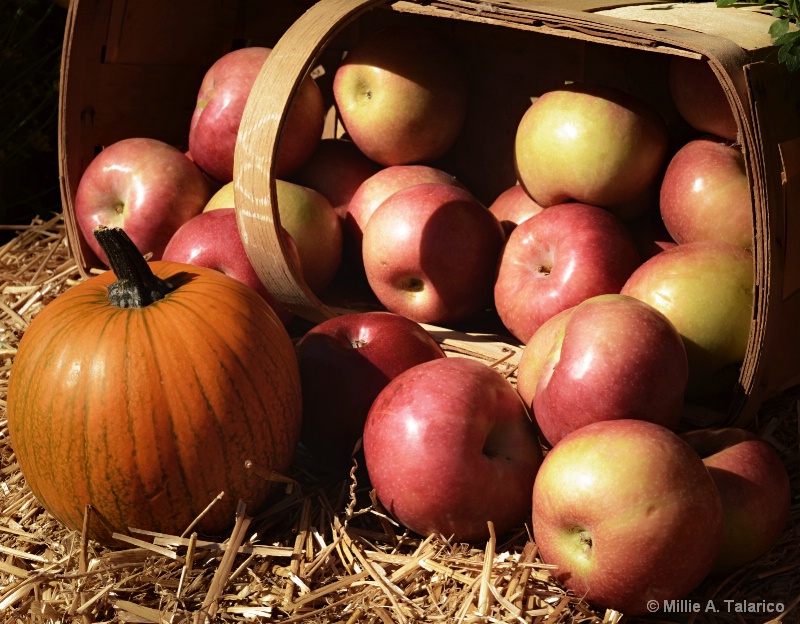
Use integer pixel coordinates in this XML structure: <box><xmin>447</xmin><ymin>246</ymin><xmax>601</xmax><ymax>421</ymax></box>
<box><xmin>523</xmin><ymin>294</ymin><xmax>688</xmax><ymax>447</ymax></box>
<box><xmin>188</xmin><ymin>46</ymin><xmax>325</xmax><ymax>183</ymax></box>
<box><xmin>74</xmin><ymin>137</ymin><xmax>212</xmax><ymax>266</ymax></box>
<box><xmin>364</xmin><ymin>357</ymin><xmax>543</xmax><ymax>543</ymax></box>
<box><xmin>669</xmin><ymin>56</ymin><xmax>738</xmax><ymax>141</ymax></box>
<box><xmin>295</xmin><ymin>311</ymin><xmax>446</xmax><ymax>472</ymax></box>
<box><xmin>344</xmin><ymin>165</ymin><xmax>465</xmax><ymax>262</ymax></box>
<box><xmin>625</xmin><ymin>209</ymin><xmax>677</xmax><ymax>261</ymax></box>
<box><xmin>274</xmin><ymin>180</ymin><xmax>343</xmax><ymax>295</ymax></box>
<box><xmin>290</xmin><ymin>138</ymin><xmax>382</xmax><ymax>220</ymax></box>
<box><xmin>494</xmin><ymin>202</ymin><xmax>641</xmax><ymax>344</ymax></box>
<box><xmin>621</xmin><ymin>241</ymin><xmax>753</xmax><ymax>401</ymax></box>
<box><xmin>532</xmin><ymin>419</ymin><xmax>724</xmax><ymax>615</ymax></box>
<box><xmin>203</xmin><ymin>181</ymin><xmax>237</xmax><ymax>212</ymax></box>
<box><xmin>332</xmin><ymin>25</ymin><xmax>467</xmax><ymax>166</ymax></box>
<box><xmin>161</xmin><ymin>208</ymin><xmax>297</xmax><ymax>325</ymax></box>
<box><xmin>185</xmin><ymin>149</ymin><xmax>224</xmax><ymax>195</ymax></box>
<box><xmin>515</xmin><ymin>307</ymin><xmax>574</xmax><ymax>412</ymax></box>
<box><xmin>362</xmin><ymin>183</ymin><xmax>505</xmax><ymax>325</ymax></box>
<box><xmin>660</xmin><ymin>135</ymin><xmax>753</xmax><ymax>250</ymax></box>
<box><xmin>514</xmin><ymin>83</ymin><xmax>669</xmax><ymax>218</ymax></box>
<box><xmin>680</xmin><ymin>427</ymin><xmax>791</xmax><ymax>576</ymax></box>
<box><xmin>488</xmin><ymin>184</ymin><xmax>545</xmax><ymax>235</ymax></box>
<box><xmin>198</xmin><ymin>179</ymin><xmax>342</xmax><ymax>294</ymax></box>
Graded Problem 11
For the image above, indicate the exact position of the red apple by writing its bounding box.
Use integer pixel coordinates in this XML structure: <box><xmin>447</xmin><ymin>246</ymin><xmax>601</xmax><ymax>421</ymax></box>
<box><xmin>515</xmin><ymin>307</ymin><xmax>573</xmax><ymax>412</ymax></box>
<box><xmin>660</xmin><ymin>135</ymin><xmax>753</xmax><ymax>250</ymax></box>
<box><xmin>289</xmin><ymin>138</ymin><xmax>382</xmax><ymax>220</ymax></box>
<box><xmin>161</xmin><ymin>208</ymin><xmax>296</xmax><ymax>325</ymax></box>
<box><xmin>625</xmin><ymin>209</ymin><xmax>678</xmax><ymax>261</ymax></box>
<box><xmin>344</xmin><ymin>165</ymin><xmax>465</xmax><ymax>262</ymax></box>
<box><xmin>364</xmin><ymin>357</ymin><xmax>543</xmax><ymax>542</ymax></box>
<box><xmin>188</xmin><ymin>46</ymin><xmax>325</xmax><ymax>183</ymax></box>
<box><xmin>621</xmin><ymin>241</ymin><xmax>753</xmax><ymax>401</ymax></box>
<box><xmin>295</xmin><ymin>311</ymin><xmax>446</xmax><ymax>472</ymax></box>
<box><xmin>494</xmin><ymin>202</ymin><xmax>641</xmax><ymax>344</ymax></box>
<box><xmin>200</xmin><ymin>180</ymin><xmax>342</xmax><ymax>294</ymax></box>
<box><xmin>514</xmin><ymin>83</ymin><xmax>669</xmax><ymax>218</ymax></box>
<box><xmin>488</xmin><ymin>184</ymin><xmax>545</xmax><ymax>235</ymax></box>
<box><xmin>532</xmin><ymin>419</ymin><xmax>724</xmax><ymax>615</ymax></box>
<box><xmin>362</xmin><ymin>183</ymin><xmax>505</xmax><ymax>325</ymax></box>
<box><xmin>524</xmin><ymin>294</ymin><xmax>688</xmax><ymax>447</ymax></box>
<box><xmin>332</xmin><ymin>25</ymin><xmax>467</xmax><ymax>166</ymax></box>
<box><xmin>185</xmin><ymin>149</ymin><xmax>224</xmax><ymax>195</ymax></box>
<box><xmin>681</xmin><ymin>427</ymin><xmax>791</xmax><ymax>576</ymax></box>
<box><xmin>74</xmin><ymin>137</ymin><xmax>212</xmax><ymax>265</ymax></box>
<box><xmin>669</xmin><ymin>56</ymin><xmax>738</xmax><ymax>141</ymax></box>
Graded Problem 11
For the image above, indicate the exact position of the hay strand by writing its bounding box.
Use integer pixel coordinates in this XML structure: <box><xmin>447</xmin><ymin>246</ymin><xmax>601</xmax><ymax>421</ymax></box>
<box><xmin>0</xmin><ymin>215</ymin><xmax>798</xmax><ymax>622</ymax></box>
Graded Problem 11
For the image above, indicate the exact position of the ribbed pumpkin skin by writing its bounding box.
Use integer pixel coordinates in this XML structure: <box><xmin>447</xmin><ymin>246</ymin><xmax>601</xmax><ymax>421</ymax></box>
<box><xmin>6</xmin><ymin>261</ymin><xmax>302</xmax><ymax>545</ymax></box>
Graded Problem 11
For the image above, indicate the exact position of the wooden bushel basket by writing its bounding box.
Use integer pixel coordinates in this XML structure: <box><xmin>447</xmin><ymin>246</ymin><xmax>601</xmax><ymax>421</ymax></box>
<box><xmin>59</xmin><ymin>0</ymin><xmax>800</xmax><ymax>426</ymax></box>
<box><xmin>231</xmin><ymin>0</ymin><xmax>800</xmax><ymax>427</ymax></box>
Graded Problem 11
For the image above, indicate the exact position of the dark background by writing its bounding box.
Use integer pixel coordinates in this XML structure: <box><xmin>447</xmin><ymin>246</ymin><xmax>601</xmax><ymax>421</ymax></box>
<box><xmin>1</xmin><ymin>0</ymin><xmax>69</xmax><ymax>241</ymax></box>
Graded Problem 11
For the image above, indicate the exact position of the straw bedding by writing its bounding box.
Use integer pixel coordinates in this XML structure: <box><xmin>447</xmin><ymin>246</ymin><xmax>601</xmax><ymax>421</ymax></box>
<box><xmin>0</xmin><ymin>215</ymin><xmax>798</xmax><ymax>623</ymax></box>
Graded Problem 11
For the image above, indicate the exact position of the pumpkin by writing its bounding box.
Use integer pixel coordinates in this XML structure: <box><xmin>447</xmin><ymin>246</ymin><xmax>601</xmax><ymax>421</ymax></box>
<box><xmin>6</xmin><ymin>226</ymin><xmax>303</xmax><ymax>545</ymax></box>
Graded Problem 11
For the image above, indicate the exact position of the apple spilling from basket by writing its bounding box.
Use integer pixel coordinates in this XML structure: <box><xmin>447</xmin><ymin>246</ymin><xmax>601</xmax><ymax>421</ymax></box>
<box><xmin>6</xmin><ymin>24</ymin><xmax>791</xmax><ymax>618</ymax></box>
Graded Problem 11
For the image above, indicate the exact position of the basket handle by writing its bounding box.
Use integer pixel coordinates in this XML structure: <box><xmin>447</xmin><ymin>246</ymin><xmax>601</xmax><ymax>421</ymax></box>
<box><xmin>234</xmin><ymin>0</ymin><xmax>387</xmax><ymax>323</ymax></box>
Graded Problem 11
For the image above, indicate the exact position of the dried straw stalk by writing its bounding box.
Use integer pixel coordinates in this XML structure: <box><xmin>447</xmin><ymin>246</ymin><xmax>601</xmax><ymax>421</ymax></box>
<box><xmin>0</xmin><ymin>215</ymin><xmax>798</xmax><ymax>623</ymax></box>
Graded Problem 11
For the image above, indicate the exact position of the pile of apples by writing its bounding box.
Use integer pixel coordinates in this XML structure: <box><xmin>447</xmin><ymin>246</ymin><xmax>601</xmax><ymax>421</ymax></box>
<box><xmin>70</xmin><ymin>20</ymin><xmax>792</xmax><ymax>617</ymax></box>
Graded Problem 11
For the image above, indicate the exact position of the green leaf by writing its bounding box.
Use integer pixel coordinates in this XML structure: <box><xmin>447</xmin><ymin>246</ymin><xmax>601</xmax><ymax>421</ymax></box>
<box><xmin>774</xmin><ymin>29</ymin><xmax>800</xmax><ymax>47</ymax></box>
<box><xmin>777</xmin><ymin>32</ymin><xmax>800</xmax><ymax>72</ymax></box>
<box><xmin>769</xmin><ymin>17</ymin><xmax>791</xmax><ymax>39</ymax></box>
<box><xmin>772</xmin><ymin>7</ymin><xmax>788</xmax><ymax>17</ymax></box>
<box><xmin>716</xmin><ymin>0</ymin><xmax>738</xmax><ymax>7</ymax></box>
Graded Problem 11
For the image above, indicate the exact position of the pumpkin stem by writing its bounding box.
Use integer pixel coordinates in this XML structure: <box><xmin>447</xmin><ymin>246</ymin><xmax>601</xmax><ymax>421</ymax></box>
<box><xmin>93</xmin><ymin>225</ymin><xmax>176</xmax><ymax>308</ymax></box>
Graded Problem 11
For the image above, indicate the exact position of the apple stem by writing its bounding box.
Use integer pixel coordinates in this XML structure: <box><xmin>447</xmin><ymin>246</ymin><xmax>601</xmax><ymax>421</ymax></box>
<box><xmin>93</xmin><ymin>225</ymin><xmax>176</xmax><ymax>308</ymax></box>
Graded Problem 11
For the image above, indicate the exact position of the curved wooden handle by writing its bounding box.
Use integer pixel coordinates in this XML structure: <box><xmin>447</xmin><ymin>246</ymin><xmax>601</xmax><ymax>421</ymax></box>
<box><xmin>234</xmin><ymin>0</ymin><xmax>388</xmax><ymax>323</ymax></box>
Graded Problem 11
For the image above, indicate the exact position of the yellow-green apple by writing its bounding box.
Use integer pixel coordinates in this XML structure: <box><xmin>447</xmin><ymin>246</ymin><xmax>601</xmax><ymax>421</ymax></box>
<box><xmin>494</xmin><ymin>202</ymin><xmax>641</xmax><ymax>344</ymax></box>
<box><xmin>188</xmin><ymin>46</ymin><xmax>325</xmax><ymax>183</ymax></box>
<box><xmin>74</xmin><ymin>137</ymin><xmax>212</xmax><ymax>266</ymax></box>
<box><xmin>532</xmin><ymin>419</ymin><xmax>724</xmax><ymax>615</ymax></box>
<box><xmin>161</xmin><ymin>208</ymin><xmax>296</xmax><ymax>325</ymax></box>
<box><xmin>344</xmin><ymin>165</ymin><xmax>464</xmax><ymax>260</ymax></box>
<box><xmin>681</xmin><ymin>427</ymin><xmax>791</xmax><ymax>576</ymax></box>
<box><xmin>290</xmin><ymin>138</ymin><xmax>382</xmax><ymax>220</ymax></box>
<box><xmin>364</xmin><ymin>357</ymin><xmax>543</xmax><ymax>542</ymax></box>
<box><xmin>514</xmin><ymin>83</ymin><xmax>669</xmax><ymax>218</ymax></box>
<box><xmin>275</xmin><ymin>180</ymin><xmax>343</xmax><ymax>294</ymax></box>
<box><xmin>669</xmin><ymin>56</ymin><xmax>738</xmax><ymax>141</ymax></box>
<box><xmin>362</xmin><ymin>183</ymin><xmax>505</xmax><ymax>325</ymax></box>
<box><xmin>621</xmin><ymin>241</ymin><xmax>753</xmax><ymax>401</ymax></box>
<box><xmin>522</xmin><ymin>294</ymin><xmax>688</xmax><ymax>447</ymax></box>
<box><xmin>488</xmin><ymin>184</ymin><xmax>545</xmax><ymax>236</ymax></box>
<box><xmin>198</xmin><ymin>180</ymin><xmax>342</xmax><ymax>294</ymax></box>
<box><xmin>203</xmin><ymin>181</ymin><xmax>237</xmax><ymax>212</ymax></box>
<box><xmin>295</xmin><ymin>311</ymin><xmax>446</xmax><ymax>472</ymax></box>
<box><xmin>332</xmin><ymin>25</ymin><xmax>467</xmax><ymax>166</ymax></box>
<box><xmin>660</xmin><ymin>135</ymin><xmax>753</xmax><ymax>250</ymax></box>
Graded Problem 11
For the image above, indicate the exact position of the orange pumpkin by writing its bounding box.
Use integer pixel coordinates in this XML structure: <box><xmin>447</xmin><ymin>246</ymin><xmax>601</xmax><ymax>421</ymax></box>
<box><xmin>6</xmin><ymin>227</ymin><xmax>302</xmax><ymax>544</ymax></box>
